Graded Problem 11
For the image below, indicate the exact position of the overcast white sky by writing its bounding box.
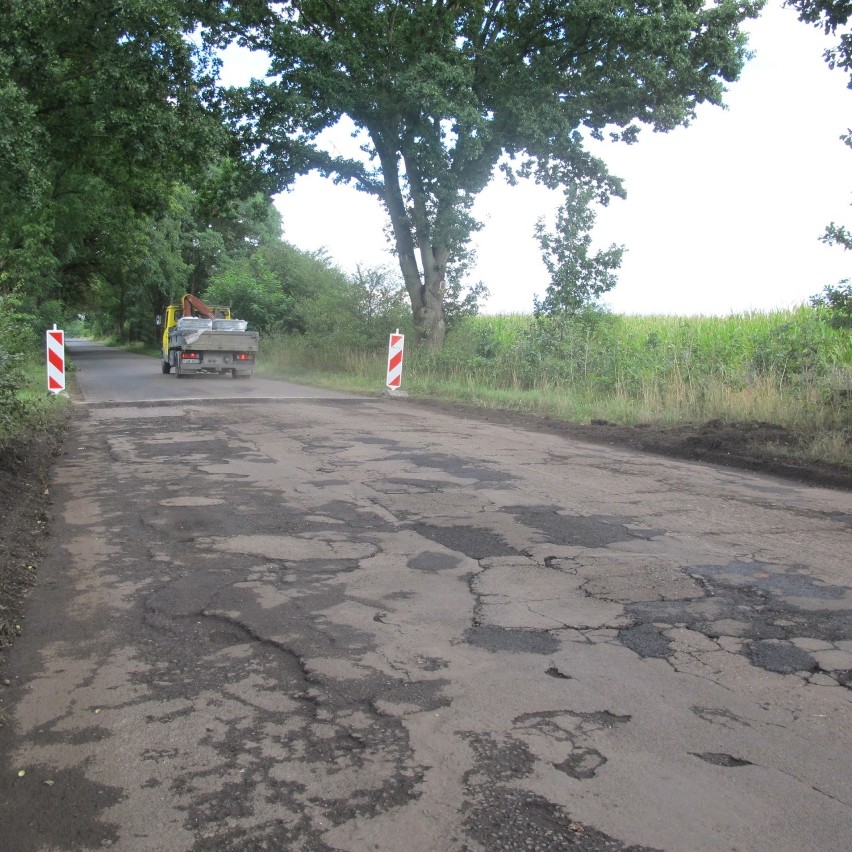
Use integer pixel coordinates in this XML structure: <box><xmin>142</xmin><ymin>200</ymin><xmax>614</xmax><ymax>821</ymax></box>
<box><xmin>222</xmin><ymin>1</ymin><xmax>851</xmax><ymax>316</ymax></box>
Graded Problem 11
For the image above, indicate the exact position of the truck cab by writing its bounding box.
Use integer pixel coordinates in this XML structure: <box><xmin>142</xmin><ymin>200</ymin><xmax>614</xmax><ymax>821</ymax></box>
<box><xmin>159</xmin><ymin>299</ymin><xmax>231</xmax><ymax>364</ymax></box>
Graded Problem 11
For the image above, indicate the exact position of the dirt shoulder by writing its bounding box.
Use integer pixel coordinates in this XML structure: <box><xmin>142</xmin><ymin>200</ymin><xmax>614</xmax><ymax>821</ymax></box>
<box><xmin>406</xmin><ymin>397</ymin><xmax>852</xmax><ymax>491</ymax></box>
<box><xmin>1</xmin><ymin>397</ymin><xmax>849</xmax><ymax>672</ymax></box>
<box><xmin>0</xmin><ymin>420</ymin><xmax>66</xmax><ymax>669</ymax></box>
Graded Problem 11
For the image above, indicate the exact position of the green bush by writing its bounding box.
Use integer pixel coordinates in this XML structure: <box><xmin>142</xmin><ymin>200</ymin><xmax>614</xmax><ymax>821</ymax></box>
<box><xmin>811</xmin><ymin>282</ymin><xmax>852</xmax><ymax>329</ymax></box>
<box><xmin>0</xmin><ymin>293</ymin><xmax>36</xmax><ymax>446</ymax></box>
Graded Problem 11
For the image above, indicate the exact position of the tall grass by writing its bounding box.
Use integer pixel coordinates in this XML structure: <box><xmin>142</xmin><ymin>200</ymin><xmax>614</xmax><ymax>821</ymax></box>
<box><xmin>259</xmin><ymin>307</ymin><xmax>852</xmax><ymax>466</ymax></box>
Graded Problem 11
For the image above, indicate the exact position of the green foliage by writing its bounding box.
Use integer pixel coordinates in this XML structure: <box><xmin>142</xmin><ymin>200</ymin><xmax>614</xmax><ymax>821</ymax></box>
<box><xmin>811</xmin><ymin>281</ymin><xmax>852</xmax><ymax>327</ymax></box>
<box><xmin>256</xmin><ymin>305</ymin><xmax>850</xmax><ymax>466</ymax></box>
<box><xmin>823</xmin><ymin>222</ymin><xmax>852</xmax><ymax>249</ymax></box>
<box><xmin>215</xmin><ymin>0</ymin><xmax>761</xmax><ymax>349</ymax></box>
<box><xmin>349</xmin><ymin>266</ymin><xmax>412</xmax><ymax>340</ymax></box>
<box><xmin>534</xmin><ymin>186</ymin><xmax>624</xmax><ymax>316</ymax></box>
<box><xmin>0</xmin><ymin>293</ymin><xmax>41</xmax><ymax>446</ymax></box>
<box><xmin>0</xmin><ymin>0</ymin><xmax>227</xmax><ymax>305</ymax></box>
<box><xmin>293</xmin><ymin>262</ymin><xmax>413</xmax><ymax>349</ymax></box>
<box><xmin>73</xmin><ymin>187</ymin><xmax>289</xmax><ymax>341</ymax></box>
<box><xmin>788</xmin><ymin>1</ymin><xmax>852</xmax><ymax>83</ymax></box>
<box><xmin>204</xmin><ymin>251</ymin><xmax>300</xmax><ymax>332</ymax></box>
<box><xmin>438</xmin><ymin>268</ymin><xmax>489</xmax><ymax>332</ymax></box>
<box><xmin>811</xmin><ymin>214</ymin><xmax>851</xmax><ymax>328</ymax></box>
<box><xmin>203</xmin><ymin>243</ymin><xmax>412</xmax><ymax>348</ymax></box>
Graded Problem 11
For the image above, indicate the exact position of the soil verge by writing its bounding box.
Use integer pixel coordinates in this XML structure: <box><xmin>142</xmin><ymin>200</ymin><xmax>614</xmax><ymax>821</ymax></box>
<box><xmin>406</xmin><ymin>397</ymin><xmax>852</xmax><ymax>491</ymax></box>
<box><xmin>0</xmin><ymin>420</ymin><xmax>66</xmax><ymax>671</ymax></box>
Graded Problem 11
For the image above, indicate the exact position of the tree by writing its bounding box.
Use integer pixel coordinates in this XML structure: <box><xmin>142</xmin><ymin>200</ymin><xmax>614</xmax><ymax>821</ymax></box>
<box><xmin>534</xmin><ymin>186</ymin><xmax>624</xmax><ymax>316</ymax></box>
<box><xmin>0</xmin><ymin>0</ymin><xmax>226</xmax><ymax>306</ymax></box>
<box><xmin>352</xmin><ymin>266</ymin><xmax>410</xmax><ymax>327</ymax></box>
<box><xmin>204</xmin><ymin>253</ymin><xmax>299</xmax><ymax>332</ymax></box>
<box><xmin>787</xmin><ymin>1</ymin><xmax>852</xmax><ymax>83</ymax></box>
<box><xmin>788</xmin><ymin>2</ymin><xmax>852</xmax><ymax>311</ymax></box>
<box><xmin>822</xmin><ymin>222</ymin><xmax>852</xmax><ymax>249</ymax></box>
<box><xmin>811</xmin><ymin>211</ymin><xmax>851</xmax><ymax>329</ymax></box>
<box><xmin>215</xmin><ymin>0</ymin><xmax>762</xmax><ymax>350</ymax></box>
<box><xmin>810</xmin><ymin>281</ymin><xmax>852</xmax><ymax>326</ymax></box>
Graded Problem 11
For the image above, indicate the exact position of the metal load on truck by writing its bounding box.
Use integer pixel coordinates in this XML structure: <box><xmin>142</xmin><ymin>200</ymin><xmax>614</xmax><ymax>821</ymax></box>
<box><xmin>159</xmin><ymin>294</ymin><xmax>259</xmax><ymax>379</ymax></box>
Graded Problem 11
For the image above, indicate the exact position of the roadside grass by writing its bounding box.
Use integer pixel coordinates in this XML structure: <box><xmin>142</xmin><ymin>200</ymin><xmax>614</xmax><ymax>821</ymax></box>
<box><xmin>257</xmin><ymin>335</ymin><xmax>385</xmax><ymax>392</ymax></box>
<box><xmin>0</xmin><ymin>357</ymin><xmax>68</xmax><ymax>662</ymax></box>
<box><xmin>258</xmin><ymin>308</ymin><xmax>852</xmax><ymax>468</ymax></box>
<box><xmin>0</xmin><ymin>360</ymin><xmax>70</xmax><ymax>454</ymax></box>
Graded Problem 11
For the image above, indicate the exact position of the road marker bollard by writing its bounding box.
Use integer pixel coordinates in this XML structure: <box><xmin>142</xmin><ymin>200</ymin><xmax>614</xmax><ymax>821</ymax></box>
<box><xmin>386</xmin><ymin>329</ymin><xmax>404</xmax><ymax>390</ymax></box>
<box><xmin>46</xmin><ymin>324</ymin><xmax>65</xmax><ymax>394</ymax></box>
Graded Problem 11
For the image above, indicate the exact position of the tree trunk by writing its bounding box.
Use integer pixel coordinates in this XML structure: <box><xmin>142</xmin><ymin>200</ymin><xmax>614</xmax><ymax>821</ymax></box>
<box><xmin>371</xmin><ymin>130</ymin><xmax>447</xmax><ymax>352</ymax></box>
<box><xmin>412</xmin><ymin>286</ymin><xmax>446</xmax><ymax>352</ymax></box>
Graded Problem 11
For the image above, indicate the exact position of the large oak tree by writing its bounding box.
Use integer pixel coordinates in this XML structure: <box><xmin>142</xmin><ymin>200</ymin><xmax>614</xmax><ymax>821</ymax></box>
<box><xmin>216</xmin><ymin>0</ymin><xmax>763</xmax><ymax>350</ymax></box>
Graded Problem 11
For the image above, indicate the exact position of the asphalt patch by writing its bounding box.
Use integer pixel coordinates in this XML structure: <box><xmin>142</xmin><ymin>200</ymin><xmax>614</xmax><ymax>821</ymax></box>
<box><xmin>618</xmin><ymin>623</ymin><xmax>673</xmax><ymax>659</ymax></box>
<box><xmin>507</xmin><ymin>506</ymin><xmax>650</xmax><ymax>547</ymax></box>
<box><xmin>620</xmin><ymin>562</ymin><xmax>850</xmax><ymax>678</ymax></box>
<box><xmin>460</xmin><ymin>731</ymin><xmax>655</xmax><ymax>851</ymax></box>
<box><xmin>554</xmin><ymin>748</ymin><xmax>607</xmax><ymax>780</ymax></box>
<box><xmin>408</xmin><ymin>551</ymin><xmax>462</xmax><ymax>572</ymax></box>
<box><xmin>372</xmin><ymin>477</ymin><xmax>460</xmax><ymax>494</ymax></box>
<box><xmin>545</xmin><ymin>665</ymin><xmax>572</xmax><ymax>679</ymax></box>
<box><xmin>465</xmin><ymin>625</ymin><xmax>560</xmax><ymax>655</ymax></box>
<box><xmin>746</xmin><ymin>640</ymin><xmax>817</xmax><ymax>674</ymax></box>
<box><xmin>388</xmin><ymin>451</ymin><xmax>517</xmax><ymax>483</ymax></box>
<box><xmin>690</xmin><ymin>561</ymin><xmax>845</xmax><ymax>601</ymax></box>
<box><xmin>312</xmin><ymin>500</ymin><xmax>396</xmax><ymax>530</ymax></box>
<box><xmin>412</xmin><ymin>523</ymin><xmax>517</xmax><ymax>559</ymax></box>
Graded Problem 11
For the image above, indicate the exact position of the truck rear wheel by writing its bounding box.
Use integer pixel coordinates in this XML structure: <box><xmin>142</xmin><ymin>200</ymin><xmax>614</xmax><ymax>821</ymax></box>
<box><xmin>162</xmin><ymin>360</ymin><xmax>171</xmax><ymax>374</ymax></box>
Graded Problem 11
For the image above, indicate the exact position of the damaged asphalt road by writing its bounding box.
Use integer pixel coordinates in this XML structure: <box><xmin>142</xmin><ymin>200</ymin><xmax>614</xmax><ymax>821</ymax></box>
<box><xmin>0</xmin><ymin>342</ymin><xmax>850</xmax><ymax>851</ymax></box>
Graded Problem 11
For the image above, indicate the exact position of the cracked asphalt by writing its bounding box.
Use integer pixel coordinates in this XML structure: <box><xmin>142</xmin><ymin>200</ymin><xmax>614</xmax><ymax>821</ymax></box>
<box><xmin>0</xmin><ymin>341</ymin><xmax>850</xmax><ymax>851</ymax></box>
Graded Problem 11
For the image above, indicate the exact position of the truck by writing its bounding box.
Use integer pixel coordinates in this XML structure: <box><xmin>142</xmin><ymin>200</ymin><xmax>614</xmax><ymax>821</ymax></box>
<box><xmin>158</xmin><ymin>294</ymin><xmax>259</xmax><ymax>379</ymax></box>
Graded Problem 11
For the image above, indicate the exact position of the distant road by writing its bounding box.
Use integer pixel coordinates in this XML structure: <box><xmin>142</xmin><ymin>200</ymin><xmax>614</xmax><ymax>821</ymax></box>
<box><xmin>67</xmin><ymin>338</ymin><xmax>356</xmax><ymax>403</ymax></box>
<box><xmin>1</xmin><ymin>340</ymin><xmax>850</xmax><ymax>851</ymax></box>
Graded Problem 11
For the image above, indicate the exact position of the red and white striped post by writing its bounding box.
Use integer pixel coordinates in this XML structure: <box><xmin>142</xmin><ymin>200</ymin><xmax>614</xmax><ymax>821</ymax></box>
<box><xmin>46</xmin><ymin>324</ymin><xmax>65</xmax><ymax>394</ymax></box>
<box><xmin>386</xmin><ymin>329</ymin><xmax>404</xmax><ymax>390</ymax></box>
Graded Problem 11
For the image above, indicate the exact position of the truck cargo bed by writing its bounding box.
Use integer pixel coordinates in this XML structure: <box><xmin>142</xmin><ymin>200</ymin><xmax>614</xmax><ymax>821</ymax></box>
<box><xmin>169</xmin><ymin>329</ymin><xmax>259</xmax><ymax>351</ymax></box>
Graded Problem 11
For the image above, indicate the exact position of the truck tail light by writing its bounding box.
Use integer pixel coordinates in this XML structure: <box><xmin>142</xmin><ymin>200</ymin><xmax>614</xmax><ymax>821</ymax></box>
<box><xmin>181</xmin><ymin>351</ymin><xmax>200</xmax><ymax>360</ymax></box>
<box><xmin>235</xmin><ymin>353</ymin><xmax>254</xmax><ymax>361</ymax></box>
